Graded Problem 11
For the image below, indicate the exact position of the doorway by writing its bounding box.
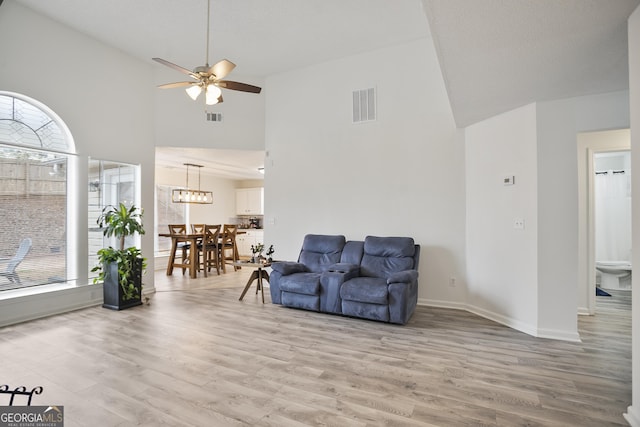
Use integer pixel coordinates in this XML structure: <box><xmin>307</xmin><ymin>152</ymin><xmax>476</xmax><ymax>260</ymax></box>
<box><xmin>577</xmin><ymin>129</ymin><xmax>631</xmax><ymax>315</ymax></box>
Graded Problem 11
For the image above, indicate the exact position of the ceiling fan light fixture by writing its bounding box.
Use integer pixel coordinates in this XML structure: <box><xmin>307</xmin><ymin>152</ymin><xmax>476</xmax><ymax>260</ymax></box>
<box><xmin>186</xmin><ymin>85</ymin><xmax>202</xmax><ymax>100</ymax></box>
<box><xmin>205</xmin><ymin>84</ymin><xmax>222</xmax><ymax>105</ymax></box>
<box><xmin>153</xmin><ymin>0</ymin><xmax>261</xmax><ymax>105</ymax></box>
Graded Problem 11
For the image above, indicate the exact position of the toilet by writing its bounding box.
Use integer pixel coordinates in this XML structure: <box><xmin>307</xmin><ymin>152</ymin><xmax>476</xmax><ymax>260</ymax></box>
<box><xmin>596</xmin><ymin>261</ymin><xmax>632</xmax><ymax>290</ymax></box>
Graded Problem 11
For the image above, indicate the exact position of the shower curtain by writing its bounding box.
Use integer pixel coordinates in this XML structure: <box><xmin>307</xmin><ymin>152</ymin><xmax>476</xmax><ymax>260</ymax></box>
<box><xmin>595</xmin><ymin>171</ymin><xmax>632</xmax><ymax>262</ymax></box>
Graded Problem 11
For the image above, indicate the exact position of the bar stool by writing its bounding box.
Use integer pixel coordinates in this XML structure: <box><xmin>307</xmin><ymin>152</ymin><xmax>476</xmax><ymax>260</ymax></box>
<box><xmin>219</xmin><ymin>224</ymin><xmax>239</xmax><ymax>273</ymax></box>
<box><xmin>168</xmin><ymin>224</ymin><xmax>190</xmax><ymax>275</ymax></box>
<box><xmin>190</xmin><ymin>224</ymin><xmax>206</xmax><ymax>272</ymax></box>
<box><xmin>202</xmin><ymin>224</ymin><xmax>222</xmax><ymax>276</ymax></box>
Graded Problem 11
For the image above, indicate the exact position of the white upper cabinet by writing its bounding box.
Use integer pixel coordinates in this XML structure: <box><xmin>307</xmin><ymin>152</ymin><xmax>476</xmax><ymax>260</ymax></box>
<box><xmin>236</xmin><ymin>187</ymin><xmax>264</xmax><ymax>215</ymax></box>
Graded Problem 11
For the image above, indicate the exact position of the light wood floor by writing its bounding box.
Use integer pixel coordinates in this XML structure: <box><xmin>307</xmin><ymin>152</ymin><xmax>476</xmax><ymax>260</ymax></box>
<box><xmin>0</xmin><ymin>268</ymin><xmax>631</xmax><ymax>426</ymax></box>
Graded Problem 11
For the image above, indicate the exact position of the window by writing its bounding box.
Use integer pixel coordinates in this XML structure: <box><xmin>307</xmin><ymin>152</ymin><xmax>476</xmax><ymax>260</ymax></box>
<box><xmin>88</xmin><ymin>159</ymin><xmax>140</xmax><ymax>279</ymax></box>
<box><xmin>155</xmin><ymin>184</ymin><xmax>187</xmax><ymax>254</ymax></box>
<box><xmin>0</xmin><ymin>93</ymin><xmax>73</xmax><ymax>290</ymax></box>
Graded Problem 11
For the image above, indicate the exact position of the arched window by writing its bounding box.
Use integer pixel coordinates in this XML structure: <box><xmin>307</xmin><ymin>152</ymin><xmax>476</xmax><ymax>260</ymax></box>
<box><xmin>0</xmin><ymin>92</ymin><xmax>75</xmax><ymax>290</ymax></box>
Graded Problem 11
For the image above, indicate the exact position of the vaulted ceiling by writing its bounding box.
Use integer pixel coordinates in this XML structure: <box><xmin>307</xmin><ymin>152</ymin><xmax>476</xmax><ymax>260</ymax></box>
<box><xmin>11</xmin><ymin>0</ymin><xmax>640</xmax><ymax>128</ymax></box>
<box><xmin>424</xmin><ymin>0</ymin><xmax>640</xmax><ymax>127</ymax></box>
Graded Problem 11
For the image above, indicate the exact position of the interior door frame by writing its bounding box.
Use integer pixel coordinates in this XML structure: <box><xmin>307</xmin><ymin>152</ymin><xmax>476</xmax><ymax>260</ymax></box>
<box><xmin>577</xmin><ymin>129</ymin><xmax>631</xmax><ymax>315</ymax></box>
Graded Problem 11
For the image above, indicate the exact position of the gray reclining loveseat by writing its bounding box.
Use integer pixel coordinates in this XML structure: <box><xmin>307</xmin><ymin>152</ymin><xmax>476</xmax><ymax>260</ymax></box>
<box><xmin>269</xmin><ymin>234</ymin><xmax>420</xmax><ymax>324</ymax></box>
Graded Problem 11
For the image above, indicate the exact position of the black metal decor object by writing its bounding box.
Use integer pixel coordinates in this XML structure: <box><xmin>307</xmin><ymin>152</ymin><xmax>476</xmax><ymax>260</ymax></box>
<box><xmin>0</xmin><ymin>384</ymin><xmax>44</xmax><ymax>406</ymax></box>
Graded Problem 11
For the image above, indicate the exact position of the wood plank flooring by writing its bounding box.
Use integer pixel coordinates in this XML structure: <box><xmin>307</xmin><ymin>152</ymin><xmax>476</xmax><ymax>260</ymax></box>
<box><xmin>0</xmin><ymin>269</ymin><xmax>631</xmax><ymax>426</ymax></box>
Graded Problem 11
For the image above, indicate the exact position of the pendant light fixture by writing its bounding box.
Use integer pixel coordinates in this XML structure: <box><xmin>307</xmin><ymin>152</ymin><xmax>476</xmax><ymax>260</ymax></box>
<box><xmin>171</xmin><ymin>163</ymin><xmax>213</xmax><ymax>204</ymax></box>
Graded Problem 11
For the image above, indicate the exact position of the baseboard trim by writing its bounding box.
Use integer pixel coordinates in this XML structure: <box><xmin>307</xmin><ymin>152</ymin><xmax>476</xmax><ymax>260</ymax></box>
<box><xmin>536</xmin><ymin>327</ymin><xmax>581</xmax><ymax>342</ymax></box>
<box><xmin>0</xmin><ymin>284</ymin><xmax>103</xmax><ymax>327</ymax></box>
<box><xmin>625</xmin><ymin>405</ymin><xmax>640</xmax><ymax>427</ymax></box>
<box><xmin>417</xmin><ymin>298</ymin><xmax>466</xmax><ymax>311</ymax></box>
<box><xmin>577</xmin><ymin>306</ymin><xmax>591</xmax><ymax>316</ymax></box>
<box><xmin>418</xmin><ymin>298</ymin><xmax>580</xmax><ymax>342</ymax></box>
<box><xmin>0</xmin><ymin>283</ymin><xmax>157</xmax><ymax>327</ymax></box>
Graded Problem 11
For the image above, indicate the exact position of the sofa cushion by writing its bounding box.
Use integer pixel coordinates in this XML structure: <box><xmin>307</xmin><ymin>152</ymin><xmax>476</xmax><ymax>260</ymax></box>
<box><xmin>340</xmin><ymin>241</ymin><xmax>364</xmax><ymax>265</ymax></box>
<box><xmin>342</xmin><ymin>300</ymin><xmax>389</xmax><ymax>322</ymax></box>
<box><xmin>340</xmin><ymin>277</ymin><xmax>388</xmax><ymax>304</ymax></box>
<box><xmin>279</xmin><ymin>273</ymin><xmax>321</xmax><ymax>295</ymax></box>
<box><xmin>360</xmin><ymin>236</ymin><xmax>416</xmax><ymax>278</ymax></box>
<box><xmin>282</xmin><ymin>292</ymin><xmax>319</xmax><ymax>311</ymax></box>
<box><xmin>298</xmin><ymin>234</ymin><xmax>346</xmax><ymax>273</ymax></box>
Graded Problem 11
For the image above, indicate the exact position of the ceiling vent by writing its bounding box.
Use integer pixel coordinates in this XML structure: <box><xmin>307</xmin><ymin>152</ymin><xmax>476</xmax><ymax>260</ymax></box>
<box><xmin>352</xmin><ymin>88</ymin><xmax>376</xmax><ymax>123</ymax></box>
<box><xmin>206</xmin><ymin>112</ymin><xmax>223</xmax><ymax>122</ymax></box>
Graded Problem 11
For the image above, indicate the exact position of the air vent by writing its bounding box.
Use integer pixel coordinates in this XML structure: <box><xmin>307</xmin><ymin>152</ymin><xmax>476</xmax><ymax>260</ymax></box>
<box><xmin>206</xmin><ymin>112</ymin><xmax>223</xmax><ymax>122</ymax></box>
<box><xmin>352</xmin><ymin>88</ymin><xmax>376</xmax><ymax>123</ymax></box>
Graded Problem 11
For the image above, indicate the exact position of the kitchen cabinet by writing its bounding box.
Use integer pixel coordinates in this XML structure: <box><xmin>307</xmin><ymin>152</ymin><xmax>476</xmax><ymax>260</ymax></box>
<box><xmin>236</xmin><ymin>188</ymin><xmax>263</xmax><ymax>215</ymax></box>
<box><xmin>237</xmin><ymin>229</ymin><xmax>264</xmax><ymax>257</ymax></box>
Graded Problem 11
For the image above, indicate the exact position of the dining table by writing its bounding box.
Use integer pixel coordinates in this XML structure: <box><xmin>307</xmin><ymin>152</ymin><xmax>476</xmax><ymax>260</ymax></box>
<box><xmin>158</xmin><ymin>229</ymin><xmax>247</xmax><ymax>278</ymax></box>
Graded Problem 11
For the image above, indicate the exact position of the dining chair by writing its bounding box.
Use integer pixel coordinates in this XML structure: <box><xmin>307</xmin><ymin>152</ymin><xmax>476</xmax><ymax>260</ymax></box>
<box><xmin>202</xmin><ymin>224</ymin><xmax>222</xmax><ymax>276</ymax></box>
<box><xmin>191</xmin><ymin>224</ymin><xmax>205</xmax><ymax>234</ymax></box>
<box><xmin>219</xmin><ymin>224</ymin><xmax>239</xmax><ymax>273</ymax></box>
<box><xmin>168</xmin><ymin>224</ymin><xmax>190</xmax><ymax>275</ymax></box>
<box><xmin>189</xmin><ymin>224</ymin><xmax>207</xmax><ymax>273</ymax></box>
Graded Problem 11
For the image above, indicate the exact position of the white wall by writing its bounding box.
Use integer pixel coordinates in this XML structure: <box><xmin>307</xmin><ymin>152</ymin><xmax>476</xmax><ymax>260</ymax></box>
<box><xmin>464</xmin><ymin>91</ymin><xmax>629</xmax><ymax>341</ymax></box>
<box><xmin>537</xmin><ymin>91</ymin><xmax>629</xmax><ymax>340</ymax></box>
<box><xmin>154</xmin><ymin>67</ymin><xmax>265</xmax><ymax>151</ymax></box>
<box><xmin>0</xmin><ymin>2</ymin><xmax>156</xmax><ymax>324</ymax></box>
<box><xmin>465</xmin><ymin>104</ymin><xmax>539</xmax><ymax>335</ymax></box>
<box><xmin>625</xmin><ymin>4</ymin><xmax>640</xmax><ymax>426</ymax></box>
<box><xmin>264</xmin><ymin>38</ymin><xmax>467</xmax><ymax>304</ymax></box>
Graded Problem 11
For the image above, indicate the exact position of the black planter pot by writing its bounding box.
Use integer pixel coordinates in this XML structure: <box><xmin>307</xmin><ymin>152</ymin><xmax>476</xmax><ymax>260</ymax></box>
<box><xmin>102</xmin><ymin>259</ymin><xmax>143</xmax><ymax>310</ymax></box>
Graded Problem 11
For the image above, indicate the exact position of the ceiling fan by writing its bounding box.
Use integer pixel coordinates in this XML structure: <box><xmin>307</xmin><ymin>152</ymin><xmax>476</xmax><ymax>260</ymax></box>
<box><xmin>152</xmin><ymin>0</ymin><xmax>261</xmax><ymax>105</ymax></box>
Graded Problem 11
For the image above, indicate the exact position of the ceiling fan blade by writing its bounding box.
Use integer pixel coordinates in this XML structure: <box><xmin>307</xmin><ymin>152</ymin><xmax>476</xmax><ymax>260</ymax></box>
<box><xmin>209</xmin><ymin>59</ymin><xmax>236</xmax><ymax>80</ymax></box>
<box><xmin>157</xmin><ymin>81</ymin><xmax>195</xmax><ymax>89</ymax></box>
<box><xmin>152</xmin><ymin>57</ymin><xmax>198</xmax><ymax>79</ymax></box>
<box><xmin>217</xmin><ymin>94</ymin><xmax>224</xmax><ymax>104</ymax></box>
<box><xmin>217</xmin><ymin>80</ymin><xmax>262</xmax><ymax>94</ymax></box>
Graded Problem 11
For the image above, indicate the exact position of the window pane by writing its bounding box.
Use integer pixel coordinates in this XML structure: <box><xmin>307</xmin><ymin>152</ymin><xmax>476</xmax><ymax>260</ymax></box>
<box><xmin>0</xmin><ymin>95</ymin><xmax>67</xmax><ymax>152</ymax></box>
<box><xmin>0</xmin><ymin>146</ymin><xmax>66</xmax><ymax>290</ymax></box>
<box><xmin>88</xmin><ymin>159</ymin><xmax>140</xmax><ymax>279</ymax></box>
<box><xmin>155</xmin><ymin>185</ymin><xmax>186</xmax><ymax>254</ymax></box>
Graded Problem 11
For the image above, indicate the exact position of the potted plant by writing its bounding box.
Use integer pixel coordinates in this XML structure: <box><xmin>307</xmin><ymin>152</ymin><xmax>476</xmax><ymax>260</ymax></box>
<box><xmin>92</xmin><ymin>203</ymin><xmax>146</xmax><ymax>310</ymax></box>
<box><xmin>250</xmin><ymin>243</ymin><xmax>264</xmax><ymax>263</ymax></box>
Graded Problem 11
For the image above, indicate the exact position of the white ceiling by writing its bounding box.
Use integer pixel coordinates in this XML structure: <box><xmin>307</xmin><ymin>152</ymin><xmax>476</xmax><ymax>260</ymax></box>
<box><xmin>424</xmin><ymin>0</ymin><xmax>640</xmax><ymax>127</ymax></box>
<box><xmin>11</xmin><ymin>0</ymin><xmax>640</xmax><ymax>157</ymax></box>
<box><xmin>155</xmin><ymin>147</ymin><xmax>266</xmax><ymax>180</ymax></box>
<box><xmin>12</xmin><ymin>0</ymin><xmax>429</xmax><ymax>178</ymax></box>
<box><xmin>14</xmin><ymin>0</ymin><xmax>429</xmax><ymax>78</ymax></box>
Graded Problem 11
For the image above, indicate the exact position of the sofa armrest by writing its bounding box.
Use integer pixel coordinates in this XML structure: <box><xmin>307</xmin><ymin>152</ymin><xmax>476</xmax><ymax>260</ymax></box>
<box><xmin>327</xmin><ymin>263</ymin><xmax>360</xmax><ymax>275</ymax></box>
<box><xmin>387</xmin><ymin>270</ymin><xmax>418</xmax><ymax>284</ymax></box>
<box><xmin>319</xmin><ymin>265</ymin><xmax>359</xmax><ymax>314</ymax></box>
<box><xmin>271</xmin><ymin>261</ymin><xmax>309</xmax><ymax>275</ymax></box>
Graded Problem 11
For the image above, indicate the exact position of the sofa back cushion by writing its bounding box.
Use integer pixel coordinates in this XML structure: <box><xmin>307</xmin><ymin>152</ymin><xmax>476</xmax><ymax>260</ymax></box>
<box><xmin>360</xmin><ymin>236</ymin><xmax>416</xmax><ymax>278</ymax></box>
<box><xmin>340</xmin><ymin>241</ymin><xmax>364</xmax><ymax>265</ymax></box>
<box><xmin>298</xmin><ymin>234</ymin><xmax>346</xmax><ymax>273</ymax></box>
